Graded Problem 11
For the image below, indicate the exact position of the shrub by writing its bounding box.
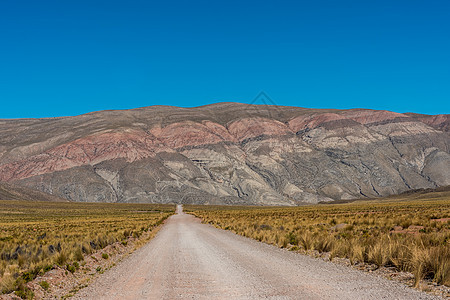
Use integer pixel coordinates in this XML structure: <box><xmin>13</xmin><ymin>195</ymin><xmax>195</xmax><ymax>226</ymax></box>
<box><xmin>39</xmin><ymin>280</ymin><xmax>50</xmax><ymax>291</ymax></box>
<box><xmin>14</xmin><ymin>278</ymin><xmax>34</xmax><ymax>300</ymax></box>
<box><xmin>286</xmin><ymin>232</ymin><xmax>298</xmax><ymax>246</ymax></box>
<box><xmin>66</xmin><ymin>264</ymin><xmax>76</xmax><ymax>274</ymax></box>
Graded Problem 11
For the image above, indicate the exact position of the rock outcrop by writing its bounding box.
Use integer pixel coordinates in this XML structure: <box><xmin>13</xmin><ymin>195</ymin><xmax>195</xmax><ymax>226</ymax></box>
<box><xmin>0</xmin><ymin>103</ymin><xmax>448</xmax><ymax>205</ymax></box>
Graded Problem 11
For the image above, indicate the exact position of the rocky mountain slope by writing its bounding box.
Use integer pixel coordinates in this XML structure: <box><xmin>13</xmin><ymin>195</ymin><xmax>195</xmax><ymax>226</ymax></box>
<box><xmin>0</xmin><ymin>181</ymin><xmax>68</xmax><ymax>202</ymax></box>
<box><xmin>0</xmin><ymin>103</ymin><xmax>448</xmax><ymax>205</ymax></box>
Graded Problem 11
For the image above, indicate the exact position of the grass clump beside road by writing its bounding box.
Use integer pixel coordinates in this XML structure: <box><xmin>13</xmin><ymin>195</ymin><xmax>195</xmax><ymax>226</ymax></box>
<box><xmin>186</xmin><ymin>192</ymin><xmax>450</xmax><ymax>287</ymax></box>
<box><xmin>0</xmin><ymin>200</ymin><xmax>174</xmax><ymax>296</ymax></box>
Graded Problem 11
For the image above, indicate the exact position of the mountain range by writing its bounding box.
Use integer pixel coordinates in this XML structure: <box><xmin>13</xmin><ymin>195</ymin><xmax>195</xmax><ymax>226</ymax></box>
<box><xmin>0</xmin><ymin>103</ymin><xmax>448</xmax><ymax>205</ymax></box>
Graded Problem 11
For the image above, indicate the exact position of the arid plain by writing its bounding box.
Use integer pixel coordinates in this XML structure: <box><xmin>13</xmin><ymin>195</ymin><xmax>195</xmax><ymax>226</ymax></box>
<box><xmin>0</xmin><ymin>103</ymin><xmax>449</xmax><ymax>299</ymax></box>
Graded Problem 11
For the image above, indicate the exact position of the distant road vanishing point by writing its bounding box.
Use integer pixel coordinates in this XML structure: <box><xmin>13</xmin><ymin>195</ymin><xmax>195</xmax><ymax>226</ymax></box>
<box><xmin>74</xmin><ymin>205</ymin><xmax>438</xmax><ymax>300</ymax></box>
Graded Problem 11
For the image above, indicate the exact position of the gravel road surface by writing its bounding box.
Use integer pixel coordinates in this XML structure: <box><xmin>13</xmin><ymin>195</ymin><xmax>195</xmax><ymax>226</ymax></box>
<box><xmin>74</xmin><ymin>205</ymin><xmax>439</xmax><ymax>299</ymax></box>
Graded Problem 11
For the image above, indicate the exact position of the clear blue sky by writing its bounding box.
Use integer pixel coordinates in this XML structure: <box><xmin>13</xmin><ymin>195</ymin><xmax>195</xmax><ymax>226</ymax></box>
<box><xmin>1</xmin><ymin>0</ymin><xmax>449</xmax><ymax>118</ymax></box>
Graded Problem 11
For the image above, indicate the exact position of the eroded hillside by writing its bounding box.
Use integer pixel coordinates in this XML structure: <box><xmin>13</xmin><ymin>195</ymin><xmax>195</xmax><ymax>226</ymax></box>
<box><xmin>0</xmin><ymin>103</ymin><xmax>448</xmax><ymax>205</ymax></box>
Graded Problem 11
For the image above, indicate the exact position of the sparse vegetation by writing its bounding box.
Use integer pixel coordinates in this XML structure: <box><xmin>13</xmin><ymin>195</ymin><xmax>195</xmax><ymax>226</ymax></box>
<box><xmin>66</xmin><ymin>263</ymin><xmax>76</xmax><ymax>274</ymax></box>
<box><xmin>0</xmin><ymin>200</ymin><xmax>174</xmax><ymax>295</ymax></box>
<box><xmin>186</xmin><ymin>194</ymin><xmax>450</xmax><ymax>287</ymax></box>
<box><xmin>39</xmin><ymin>280</ymin><xmax>49</xmax><ymax>291</ymax></box>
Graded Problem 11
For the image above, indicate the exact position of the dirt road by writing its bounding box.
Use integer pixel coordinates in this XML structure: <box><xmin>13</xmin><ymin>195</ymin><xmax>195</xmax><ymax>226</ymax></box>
<box><xmin>74</xmin><ymin>205</ymin><xmax>438</xmax><ymax>299</ymax></box>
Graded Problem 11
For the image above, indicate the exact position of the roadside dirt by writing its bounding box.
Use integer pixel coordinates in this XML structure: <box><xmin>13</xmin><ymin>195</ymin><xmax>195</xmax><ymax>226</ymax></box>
<box><xmin>74</xmin><ymin>205</ymin><xmax>441</xmax><ymax>299</ymax></box>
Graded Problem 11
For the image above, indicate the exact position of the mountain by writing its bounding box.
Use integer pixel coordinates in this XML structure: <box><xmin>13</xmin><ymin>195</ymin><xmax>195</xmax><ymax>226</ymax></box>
<box><xmin>0</xmin><ymin>103</ymin><xmax>448</xmax><ymax>205</ymax></box>
<box><xmin>0</xmin><ymin>181</ymin><xmax>69</xmax><ymax>202</ymax></box>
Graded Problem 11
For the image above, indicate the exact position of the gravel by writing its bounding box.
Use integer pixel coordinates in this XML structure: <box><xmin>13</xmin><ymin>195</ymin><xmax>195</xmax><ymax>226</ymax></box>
<box><xmin>74</xmin><ymin>205</ymin><xmax>441</xmax><ymax>300</ymax></box>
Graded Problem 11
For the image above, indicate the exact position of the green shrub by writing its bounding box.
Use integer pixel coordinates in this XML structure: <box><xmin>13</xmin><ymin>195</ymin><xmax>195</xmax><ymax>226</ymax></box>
<box><xmin>39</xmin><ymin>280</ymin><xmax>50</xmax><ymax>291</ymax></box>
<box><xmin>66</xmin><ymin>264</ymin><xmax>76</xmax><ymax>274</ymax></box>
<box><xmin>73</xmin><ymin>261</ymin><xmax>80</xmax><ymax>269</ymax></box>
